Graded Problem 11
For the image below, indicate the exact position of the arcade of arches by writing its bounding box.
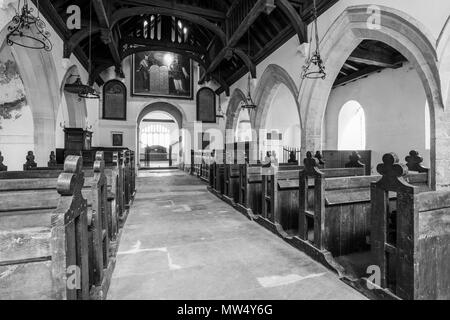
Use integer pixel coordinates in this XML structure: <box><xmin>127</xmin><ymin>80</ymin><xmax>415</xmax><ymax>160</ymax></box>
<box><xmin>1</xmin><ymin>0</ymin><xmax>450</xmax><ymax>301</ymax></box>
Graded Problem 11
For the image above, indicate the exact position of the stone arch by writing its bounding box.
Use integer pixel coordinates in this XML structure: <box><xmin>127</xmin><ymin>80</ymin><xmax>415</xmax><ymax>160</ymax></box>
<box><xmin>0</xmin><ymin>15</ymin><xmax>61</xmax><ymax>166</ymax></box>
<box><xmin>60</xmin><ymin>65</ymin><xmax>88</xmax><ymax>128</ymax></box>
<box><xmin>225</xmin><ymin>88</ymin><xmax>247</xmax><ymax>134</ymax></box>
<box><xmin>299</xmin><ymin>5</ymin><xmax>442</xmax><ymax>189</ymax></box>
<box><xmin>253</xmin><ymin>64</ymin><xmax>301</xmax><ymax>131</ymax></box>
<box><xmin>438</xmin><ymin>15</ymin><xmax>450</xmax><ymax>110</ymax></box>
<box><xmin>136</xmin><ymin>101</ymin><xmax>186</xmax><ymax>167</ymax></box>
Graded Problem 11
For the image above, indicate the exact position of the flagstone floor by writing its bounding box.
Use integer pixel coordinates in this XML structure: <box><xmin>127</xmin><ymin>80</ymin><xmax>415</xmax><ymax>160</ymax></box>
<box><xmin>107</xmin><ymin>170</ymin><xmax>366</xmax><ymax>300</ymax></box>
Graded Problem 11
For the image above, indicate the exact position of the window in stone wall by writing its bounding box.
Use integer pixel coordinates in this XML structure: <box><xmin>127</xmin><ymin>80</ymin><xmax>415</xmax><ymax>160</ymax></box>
<box><xmin>338</xmin><ymin>100</ymin><xmax>366</xmax><ymax>150</ymax></box>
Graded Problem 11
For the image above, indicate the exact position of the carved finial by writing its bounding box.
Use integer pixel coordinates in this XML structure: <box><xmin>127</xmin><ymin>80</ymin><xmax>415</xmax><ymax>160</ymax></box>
<box><xmin>0</xmin><ymin>151</ymin><xmax>7</xmax><ymax>172</ymax></box>
<box><xmin>57</xmin><ymin>156</ymin><xmax>84</xmax><ymax>196</ymax></box>
<box><xmin>314</xmin><ymin>151</ymin><xmax>325</xmax><ymax>165</ymax></box>
<box><xmin>405</xmin><ymin>150</ymin><xmax>428</xmax><ymax>173</ymax></box>
<box><xmin>345</xmin><ymin>151</ymin><xmax>364</xmax><ymax>168</ymax></box>
<box><xmin>304</xmin><ymin>151</ymin><xmax>318</xmax><ymax>173</ymax></box>
<box><xmin>377</xmin><ymin>153</ymin><xmax>408</xmax><ymax>178</ymax></box>
<box><xmin>23</xmin><ymin>151</ymin><xmax>37</xmax><ymax>171</ymax></box>
<box><xmin>112</xmin><ymin>152</ymin><xmax>119</xmax><ymax>165</ymax></box>
<box><xmin>48</xmin><ymin>151</ymin><xmax>57</xmax><ymax>167</ymax></box>
<box><xmin>94</xmin><ymin>151</ymin><xmax>105</xmax><ymax>173</ymax></box>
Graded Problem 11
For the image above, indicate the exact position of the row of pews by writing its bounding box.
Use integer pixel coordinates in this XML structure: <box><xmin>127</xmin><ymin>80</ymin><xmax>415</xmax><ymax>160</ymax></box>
<box><xmin>0</xmin><ymin>150</ymin><xmax>136</xmax><ymax>300</ymax></box>
<box><xmin>192</xmin><ymin>148</ymin><xmax>450</xmax><ymax>300</ymax></box>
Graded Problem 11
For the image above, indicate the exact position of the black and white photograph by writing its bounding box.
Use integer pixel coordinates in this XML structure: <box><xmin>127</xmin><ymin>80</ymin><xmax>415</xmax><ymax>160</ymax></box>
<box><xmin>1</xmin><ymin>0</ymin><xmax>450</xmax><ymax>308</ymax></box>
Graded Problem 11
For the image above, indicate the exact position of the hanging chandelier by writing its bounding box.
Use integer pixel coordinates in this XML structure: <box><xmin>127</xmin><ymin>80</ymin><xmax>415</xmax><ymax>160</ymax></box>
<box><xmin>216</xmin><ymin>92</ymin><xmax>225</xmax><ymax>119</ymax></box>
<box><xmin>78</xmin><ymin>0</ymin><xmax>99</xmax><ymax>99</ymax></box>
<box><xmin>241</xmin><ymin>73</ymin><xmax>257</xmax><ymax>109</ymax></box>
<box><xmin>64</xmin><ymin>75</ymin><xmax>100</xmax><ymax>99</ymax></box>
<box><xmin>241</xmin><ymin>30</ymin><xmax>257</xmax><ymax>110</ymax></box>
<box><xmin>301</xmin><ymin>0</ymin><xmax>326</xmax><ymax>80</ymax></box>
<box><xmin>6</xmin><ymin>0</ymin><xmax>52</xmax><ymax>51</ymax></box>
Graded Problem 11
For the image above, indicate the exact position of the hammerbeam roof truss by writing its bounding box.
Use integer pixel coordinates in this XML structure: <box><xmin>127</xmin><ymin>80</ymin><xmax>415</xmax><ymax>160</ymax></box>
<box><xmin>33</xmin><ymin>0</ymin><xmax>339</xmax><ymax>93</ymax></box>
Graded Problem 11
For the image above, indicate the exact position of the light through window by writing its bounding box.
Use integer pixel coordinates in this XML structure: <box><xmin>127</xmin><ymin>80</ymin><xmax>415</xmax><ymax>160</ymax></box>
<box><xmin>140</xmin><ymin>124</ymin><xmax>171</xmax><ymax>149</ymax></box>
<box><xmin>338</xmin><ymin>100</ymin><xmax>366</xmax><ymax>150</ymax></box>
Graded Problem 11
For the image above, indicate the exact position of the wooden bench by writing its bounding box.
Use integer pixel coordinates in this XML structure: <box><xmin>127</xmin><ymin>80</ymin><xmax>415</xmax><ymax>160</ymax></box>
<box><xmin>236</xmin><ymin>163</ymin><xmax>262</xmax><ymax>218</ymax></box>
<box><xmin>0</xmin><ymin>156</ymin><xmax>90</xmax><ymax>300</ymax></box>
<box><xmin>298</xmin><ymin>152</ymin><xmax>430</xmax><ymax>258</ymax></box>
<box><xmin>370</xmin><ymin>153</ymin><xmax>449</xmax><ymax>300</ymax></box>
<box><xmin>223</xmin><ymin>164</ymin><xmax>241</xmax><ymax>205</ymax></box>
<box><xmin>0</xmin><ymin>152</ymin><xmax>120</xmax><ymax>299</ymax></box>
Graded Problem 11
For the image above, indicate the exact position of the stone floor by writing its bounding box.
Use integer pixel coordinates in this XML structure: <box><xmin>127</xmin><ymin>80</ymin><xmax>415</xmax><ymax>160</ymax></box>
<box><xmin>107</xmin><ymin>170</ymin><xmax>366</xmax><ymax>300</ymax></box>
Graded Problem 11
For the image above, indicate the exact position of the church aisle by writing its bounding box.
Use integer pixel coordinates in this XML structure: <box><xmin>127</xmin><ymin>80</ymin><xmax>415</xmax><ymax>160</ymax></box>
<box><xmin>107</xmin><ymin>170</ymin><xmax>366</xmax><ymax>300</ymax></box>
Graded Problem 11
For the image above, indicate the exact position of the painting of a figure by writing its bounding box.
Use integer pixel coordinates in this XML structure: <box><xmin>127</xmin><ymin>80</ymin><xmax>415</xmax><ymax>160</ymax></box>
<box><xmin>132</xmin><ymin>51</ymin><xmax>193</xmax><ymax>99</ymax></box>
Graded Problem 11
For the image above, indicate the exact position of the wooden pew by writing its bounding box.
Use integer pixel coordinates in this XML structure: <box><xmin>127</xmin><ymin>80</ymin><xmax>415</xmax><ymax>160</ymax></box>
<box><xmin>323</xmin><ymin>150</ymin><xmax>372</xmax><ymax>176</ymax></box>
<box><xmin>370</xmin><ymin>153</ymin><xmax>449</xmax><ymax>300</ymax></box>
<box><xmin>223</xmin><ymin>164</ymin><xmax>241</xmax><ymax>205</ymax></box>
<box><xmin>1</xmin><ymin>151</ymin><xmax>126</xmax><ymax>239</ymax></box>
<box><xmin>236</xmin><ymin>163</ymin><xmax>262</xmax><ymax>218</ymax></box>
<box><xmin>0</xmin><ymin>156</ymin><xmax>90</xmax><ymax>300</ymax></box>
<box><xmin>261</xmin><ymin>165</ymin><xmax>303</xmax><ymax>235</ymax></box>
<box><xmin>210</xmin><ymin>150</ymin><xmax>225</xmax><ymax>197</ymax></box>
<box><xmin>298</xmin><ymin>152</ymin><xmax>429</xmax><ymax>258</ymax></box>
<box><xmin>0</xmin><ymin>152</ymin><xmax>120</xmax><ymax>299</ymax></box>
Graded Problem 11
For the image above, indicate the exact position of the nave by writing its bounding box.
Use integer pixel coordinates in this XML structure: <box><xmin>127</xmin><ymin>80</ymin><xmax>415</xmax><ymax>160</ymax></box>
<box><xmin>107</xmin><ymin>170</ymin><xmax>365</xmax><ymax>300</ymax></box>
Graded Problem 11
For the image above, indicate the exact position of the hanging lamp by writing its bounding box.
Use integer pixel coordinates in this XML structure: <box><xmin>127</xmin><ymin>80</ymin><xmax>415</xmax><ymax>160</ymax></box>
<box><xmin>216</xmin><ymin>92</ymin><xmax>225</xmax><ymax>119</ymax></box>
<box><xmin>241</xmin><ymin>29</ymin><xmax>257</xmax><ymax>109</ymax></box>
<box><xmin>216</xmin><ymin>68</ymin><xmax>226</xmax><ymax>119</ymax></box>
<box><xmin>301</xmin><ymin>0</ymin><xmax>326</xmax><ymax>80</ymax></box>
<box><xmin>64</xmin><ymin>75</ymin><xmax>100</xmax><ymax>100</ymax></box>
<box><xmin>6</xmin><ymin>0</ymin><xmax>52</xmax><ymax>51</ymax></box>
<box><xmin>79</xmin><ymin>0</ymin><xmax>100</xmax><ymax>99</ymax></box>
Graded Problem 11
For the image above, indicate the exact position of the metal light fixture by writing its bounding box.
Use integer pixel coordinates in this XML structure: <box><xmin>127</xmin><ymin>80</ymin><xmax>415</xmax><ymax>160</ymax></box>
<box><xmin>241</xmin><ymin>30</ymin><xmax>257</xmax><ymax>110</ymax></box>
<box><xmin>64</xmin><ymin>75</ymin><xmax>99</xmax><ymax>100</ymax></box>
<box><xmin>6</xmin><ymin>0</ymin><xmax>52</xmax><ymax>51</ymax></box>
<box><xmin>301</xmin><ymin>0</ymin><xmax>326</xmax><ymax>80</ymax></box>
<box><xmin>78</xmin><ymin>0</ymin><xmax>99</xmax><ymax>99</ymax></box>
<box><xmin>216</xmin><ymin>92</ymin><xmax>225</xmax><ymax>119</ymax></box>
<box><xmin>241</xmin><ymin>73</ymin><xmax>257</xmax><ymax>109</ymax></box>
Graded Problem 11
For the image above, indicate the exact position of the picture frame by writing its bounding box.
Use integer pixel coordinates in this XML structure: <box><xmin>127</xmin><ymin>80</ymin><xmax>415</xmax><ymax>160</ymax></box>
<box><xmin>103</xmin><ymin>80</ymin><xmax>127</xmax><ymax>121</ymax></box>
<box><xmin>132</xmin><ymin>51</ymin><xmax>193</xmax><ymax>99</ymax></box>
<box><xmin>196</xmin><ymin>87</ymin><xmax>216</xmax><ymax>123</ymax></box>
<box><xmin>112</xmin><ymin>132</ymin><xmax>123</xmax><ymax>147</ymax></box>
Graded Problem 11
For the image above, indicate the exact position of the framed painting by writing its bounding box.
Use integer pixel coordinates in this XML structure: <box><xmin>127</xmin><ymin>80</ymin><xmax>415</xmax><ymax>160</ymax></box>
<box><xmin>196</xmin><ymin>87</ymin><xmax>216</xmax><ymax>123</ymax></box>
<box><xmin>132</xmin><ymin>51</ymin><xmax>193</xmax><ymax>99</ymax></box>
<box><xmin>103</xmin><ymin>80</ymin><xmax>127</xmax><ymax>120</ymax></box>
<box><xmin>112</xmin><ymin>132</ymin><xmax>123</xmax><ymax>147</ymax></box>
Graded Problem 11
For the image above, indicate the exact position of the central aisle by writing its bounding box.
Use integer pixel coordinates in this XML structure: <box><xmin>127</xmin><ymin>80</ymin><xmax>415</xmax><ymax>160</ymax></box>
<box><xmin>107</xmin><ymin>170</ymin><xmax>366</xmax><ymax>300</ymax></box>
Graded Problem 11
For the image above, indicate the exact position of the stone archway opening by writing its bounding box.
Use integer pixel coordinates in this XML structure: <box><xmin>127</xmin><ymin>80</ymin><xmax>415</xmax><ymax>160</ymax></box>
<box><xmin>136</xmin><ymin>102</ymin><xmax>185</xmax><ymax>169</ymax></box>
<box><xmin>300</xmin><ymin>5</ymin><xmax>442</xmax><ymax>189</ymax></box>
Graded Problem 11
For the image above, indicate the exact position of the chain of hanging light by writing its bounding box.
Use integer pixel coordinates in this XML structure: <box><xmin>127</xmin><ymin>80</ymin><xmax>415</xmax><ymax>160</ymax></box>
<box><xmin>6</xmin><ymin>0</ymin><xmax>52</xmax><ymax>51</ymax></box>
<box><xmin>241</xmin><ymin>30</ymin><xmax>257</xmax><ymax>109</ymax></box>
<box><xmin>301</xmin><ymin>0</ymin><xmax>326</xmax><ymax>80</ymax></box>
<box><xmin>78</xmin><ymin>0</ymin><xmax>100</xmax><ymax>99</ymax></box>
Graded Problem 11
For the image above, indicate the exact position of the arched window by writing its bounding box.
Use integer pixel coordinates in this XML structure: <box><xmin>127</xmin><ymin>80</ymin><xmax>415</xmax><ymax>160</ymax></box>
<box><xmin>338</xmin><ymin>100</ymin><xmax>366</xmax><ymax>150</ymax></box>
<box><xmin>140</xmin><ymin>124</ymin><xmax>170</xmax><ymax>149</ymax></box>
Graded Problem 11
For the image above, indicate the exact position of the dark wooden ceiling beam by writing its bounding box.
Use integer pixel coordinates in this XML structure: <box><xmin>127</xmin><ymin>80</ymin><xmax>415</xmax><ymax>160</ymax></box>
<box><xmin>120</xmin><ymin>37</ymin><xmax>208</xmax><ymax>57</ymax></box>
<box><xmin>92</xmin><ymin>0</ymin><xmax>123</xmax><ymax>77</ymax></box>
<box><xmin>348</xmin><ymin>47</ymin><xmax>404</xmax><ymax>68</ymax></box>
<box><xmin>110</xmin><ymin>6</ymin><xmax>227</xmax><ymax>45</ymax></box>
<box><xmin>275</xmin><ymin>0</ymin><xmax>307</xmax><ymax>43</ymax></box>
<box><xmin>115</xmin><ymin>0</ymin><xmax>226</xmax><ymax>21</ymax></box>
<box><xmin>333</xmin><ymin>65</ymin><xmax>383</xmax><ymax>88</ymax></box>
<box><xmin>200</xmin><ymin>0</ymin><xmax>276</xmax><ymax>84</ymax></box>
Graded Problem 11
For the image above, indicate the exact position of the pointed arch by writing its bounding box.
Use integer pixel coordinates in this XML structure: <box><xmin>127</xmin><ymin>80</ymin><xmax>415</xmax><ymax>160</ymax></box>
<box><xmin>253</xmin><ymin>64</ymin><xmax>301</xmax><ymax>131</ymax></box>
<box><xmin>299</xmin><ymin>5</ymin><xmax>442</xmax><ymax>188</ymax></box>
